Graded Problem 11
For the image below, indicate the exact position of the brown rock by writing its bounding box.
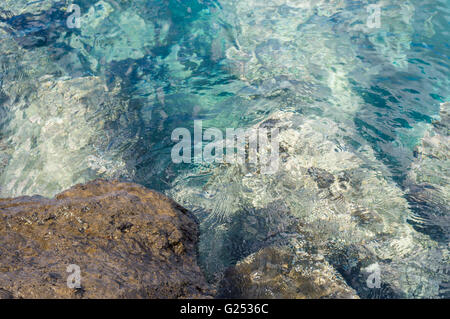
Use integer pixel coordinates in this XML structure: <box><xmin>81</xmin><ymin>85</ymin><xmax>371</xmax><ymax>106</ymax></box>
<box><xmin>217</xmin><ymin>246</ymin><xmax>358</xmax><ymax>299</ymax></box>
<box><xmin>0</xmin><ymin>180</ymin><xmax>212</xmax><ymax>299</ymax></box>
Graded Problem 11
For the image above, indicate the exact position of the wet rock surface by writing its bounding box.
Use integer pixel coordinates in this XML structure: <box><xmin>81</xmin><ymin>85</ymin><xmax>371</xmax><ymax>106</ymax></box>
<box><xmin>0</xmin><ymin>180</ymin><xmax>212</xmax><ymax>299</ymax></box>
<box><xmin>217</xmin><ymin>246</ymin><xmax>358</xmax><ymax>299</ymax></box>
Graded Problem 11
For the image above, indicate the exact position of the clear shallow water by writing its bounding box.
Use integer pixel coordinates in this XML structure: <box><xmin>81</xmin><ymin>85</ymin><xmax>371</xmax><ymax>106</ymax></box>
<box><xmin>0</xmin><ymin>0</ymin><xmax>448</xmax><ymax>298</ymax></box>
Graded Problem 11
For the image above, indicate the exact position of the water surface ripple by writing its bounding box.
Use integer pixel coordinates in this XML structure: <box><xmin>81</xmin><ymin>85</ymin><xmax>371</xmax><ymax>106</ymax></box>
<box><xmin>0</xmin><ymin>0</ymin><xmax>448</xmax><ymax>298</ymax></box>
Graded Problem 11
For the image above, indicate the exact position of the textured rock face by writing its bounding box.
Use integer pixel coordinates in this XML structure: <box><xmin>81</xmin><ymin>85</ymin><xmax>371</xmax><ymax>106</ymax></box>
<box><xmin>0</xmin><ymin>180</ymin><xmax>211</xmax><ymax>299</ymax></box>
<box><xmin>218</xmin><ymin>246</ymin><xmax>359</xmax><ymax>299</ymax></box>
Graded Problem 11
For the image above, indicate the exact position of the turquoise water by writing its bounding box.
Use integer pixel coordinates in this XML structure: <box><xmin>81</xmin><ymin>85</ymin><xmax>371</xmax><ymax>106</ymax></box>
<box><xmin>0</xmin><ymin>0</ymin><xmax>449</xmax><ymax>298</ymax></box>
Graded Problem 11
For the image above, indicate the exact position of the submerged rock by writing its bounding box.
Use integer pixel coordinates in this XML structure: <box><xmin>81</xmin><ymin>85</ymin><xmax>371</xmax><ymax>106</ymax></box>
<box><xmin>67</xmin><ymin>1</ymin><xmax>156</xmax><ymax>71</ymax></box>
<box><xmin>0</xmin><ymin>1</ymin><xmax>68</xmax><ymax>49</ymax></box>
<box><xmin>406</xmin><ymin>102</ymin><xmax>450</xmax><ymax>245</ymax></box>
<box><xmin>409</xmin><ymin>102</ymin><xmax>449</xmax><ymax>187</ymax></box>
<box><xmin>0</xmin><ymin>75</ymin><xmax>138</xmax><ymax>197</ymax></box>
<box><xmin>0</xmin><ymin>180</ymin><xmax>212</xmax><ymax>299</ymax></box>
<box><xmin>169</xmin><ymin>110</ymin><xmax>447</xmax><ymax>298</ymax></box>
<box><xmin>217</xmin><ymin>246</ymin><xmax>358</xmax><ymax>299</ymax></box>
